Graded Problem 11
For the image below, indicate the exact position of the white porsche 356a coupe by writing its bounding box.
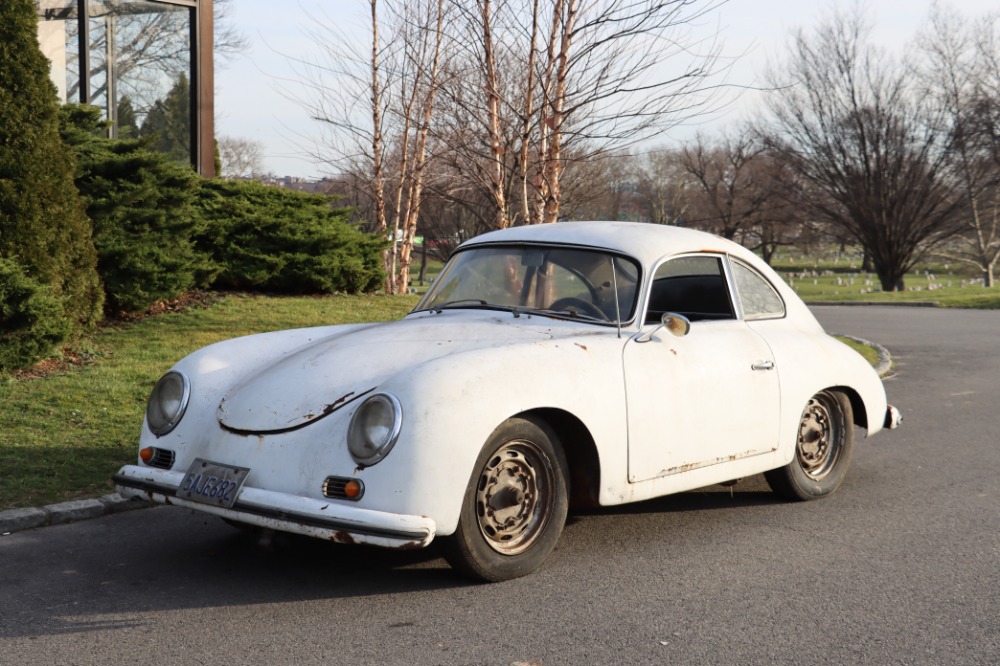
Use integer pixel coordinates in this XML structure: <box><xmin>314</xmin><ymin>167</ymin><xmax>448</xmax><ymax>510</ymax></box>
<box><xmin>115</xmin><ymin>221</ymin><xmax>900</xmax><ymax>581</ymax></box>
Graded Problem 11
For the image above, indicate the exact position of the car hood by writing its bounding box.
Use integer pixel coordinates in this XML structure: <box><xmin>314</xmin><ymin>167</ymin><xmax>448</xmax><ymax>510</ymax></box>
<box><xmin>216</xmin><ymin>313</ymin><xmax>562</xmax><ymax>433</ymax></box>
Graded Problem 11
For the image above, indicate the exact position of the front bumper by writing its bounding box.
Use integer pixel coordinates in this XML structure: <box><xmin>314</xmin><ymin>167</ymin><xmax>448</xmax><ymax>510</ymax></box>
<box><xmin>113</xmin><ymin>465</ymin><xmax>436</xmax><ymax>549</ymax></box>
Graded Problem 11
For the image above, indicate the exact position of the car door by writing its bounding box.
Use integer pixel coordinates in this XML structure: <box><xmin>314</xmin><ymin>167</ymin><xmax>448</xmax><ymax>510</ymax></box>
<box><xmin>622</xmin><ymin>254</ymin><xmax>781</xmax><ymax>483</ymax></box>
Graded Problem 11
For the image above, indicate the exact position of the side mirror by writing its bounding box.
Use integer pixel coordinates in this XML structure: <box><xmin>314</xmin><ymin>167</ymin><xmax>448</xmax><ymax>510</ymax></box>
<box><xmin>636</xmin><ymin>312</ymin><xmax>691</xmax><ymax>343</ymax></box>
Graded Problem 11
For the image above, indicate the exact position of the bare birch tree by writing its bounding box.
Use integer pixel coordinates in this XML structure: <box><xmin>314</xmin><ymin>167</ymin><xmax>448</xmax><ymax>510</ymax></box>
<box><xmin>439</xmin><ymin>0</ymin><xmax>728</xmax><ymax>227</ymax></box>
<box><xmin>291</xmin><ymin>0</ymin><xmax>446</xmax><ymax>293</ymax></box>
<box><xmin>392</xmin><ymin>0</ymin><xmax>446</xmax><ymax>294</ymax></box>
<box><xmin>368</xmin><ymin>0</ymin><xmax>390</xmax><ymax>290</ymax></box>
<box><xmin>918</xmin><ymin>7</ymin><xmax>1000</xmax><ymax>287</ymax></box>
<box><xmin>288</xmin><ymin>0</ymin><xmax>728</xmax><ymax>296</ymax></box>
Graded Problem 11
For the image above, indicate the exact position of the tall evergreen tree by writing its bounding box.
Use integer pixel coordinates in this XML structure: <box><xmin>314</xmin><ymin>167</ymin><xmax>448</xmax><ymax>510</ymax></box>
<box><xmin>0</xmin><ymin>0</ymin><xmax>103</xmax><ymax>348</ymax></box>
<box><xmin>116</xmin><ymin>95</ymin><xmax>139</xmax><ymax>139</ymax></box>
<box><xmin>140</xmin><ymin>73</ymin><xmax>192</xmax><ymax>164</ymax></box>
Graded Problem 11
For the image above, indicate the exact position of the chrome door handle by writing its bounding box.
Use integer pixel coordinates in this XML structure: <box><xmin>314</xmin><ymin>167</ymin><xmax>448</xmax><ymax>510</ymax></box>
<box><xmin>751</xmin><ymin>360</ymin><xmax>775</xmax><ymax>371</ymax></box>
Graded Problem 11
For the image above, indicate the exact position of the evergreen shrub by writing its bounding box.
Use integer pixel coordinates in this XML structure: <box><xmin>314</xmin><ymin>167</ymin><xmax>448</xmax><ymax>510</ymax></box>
<box><xmin>60</xmin><ymin>105</ymin><xmax>214</xmax><ymax>314</ymax></box>
<box><xmin>0</xmin><ymin>259</ymin><xmax>70</xmax><ymax>374</ymax></box>
<box><xmin>197</xmin><ymin>180</ymin><xmax>385</xmax><ymax>294</ymax></box>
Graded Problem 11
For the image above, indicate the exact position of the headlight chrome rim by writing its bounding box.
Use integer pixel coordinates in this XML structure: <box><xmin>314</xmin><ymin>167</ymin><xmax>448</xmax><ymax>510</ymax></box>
<box><xmin>347</xmin><ymin>393</ymin><xmax>403</xmax><ymax>466</ymax></box>
<box><xmin>146</xmin><ymin>371</ymin><xmax>191</xmax><ymax>437</ymax></box>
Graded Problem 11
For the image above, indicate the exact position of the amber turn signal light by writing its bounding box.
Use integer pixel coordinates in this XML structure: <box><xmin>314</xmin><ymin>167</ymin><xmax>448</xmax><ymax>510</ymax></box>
<box><xmin>139</xmin><ymin>447</ymin><xmax>154</xmax><ymax>463</ymax></box>
<box><xmin>343</xmin><ymin>480</ymin><xmax>363</xmax><ymax>499</ymax></box>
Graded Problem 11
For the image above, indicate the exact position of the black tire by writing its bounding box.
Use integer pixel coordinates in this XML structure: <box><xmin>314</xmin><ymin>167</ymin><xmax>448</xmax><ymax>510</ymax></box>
<box><xmin>444</xmin><ymin>416</ymin><xmax>570</xmax><ymax>582</ymax></box>
<box><xmin>765</xmin><ymin>390</ymin><xmax>854</xmax><ymax>501</ymax></box>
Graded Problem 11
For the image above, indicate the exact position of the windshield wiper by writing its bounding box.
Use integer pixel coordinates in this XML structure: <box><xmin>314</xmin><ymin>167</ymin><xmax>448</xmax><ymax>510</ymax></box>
<box><xmin>418</xmin><ymin>301</ymin><xmax>608</xmax><ymax>322</ymax></box>
<box><xmin>522</xmin><ymin>308</ymin><xmax>608</xmax><ymax>323</ymax></box>
<box><xmin>417</xmin><ymin>299</ymin><xmax>514</xmax><ymax>314</ymax></box>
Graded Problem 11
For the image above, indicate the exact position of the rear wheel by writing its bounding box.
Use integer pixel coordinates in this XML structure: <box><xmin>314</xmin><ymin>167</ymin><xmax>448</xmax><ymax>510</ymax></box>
<box><xmin>765</xmin><ymin>390</ymin><xmax>854</xmax><ymax>501</ymax></box>
<box><xmin>444</xmin><ymin>417</ymin><xmax>569</xmax><ymax>582</ymax></box>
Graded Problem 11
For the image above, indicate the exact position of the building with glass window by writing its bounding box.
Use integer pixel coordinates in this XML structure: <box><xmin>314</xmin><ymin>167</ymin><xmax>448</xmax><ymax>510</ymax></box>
<box><xmin>35</xmin><ymin>0</ymin><xmax>215</xmax><ymax>176</ymax></box>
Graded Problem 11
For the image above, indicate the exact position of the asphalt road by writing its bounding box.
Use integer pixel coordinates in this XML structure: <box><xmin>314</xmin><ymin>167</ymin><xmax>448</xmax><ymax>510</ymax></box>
<box><xmin>1</xmin><ymin>306</ymin><xmax>997</xmax><ymax>665</ymax></box>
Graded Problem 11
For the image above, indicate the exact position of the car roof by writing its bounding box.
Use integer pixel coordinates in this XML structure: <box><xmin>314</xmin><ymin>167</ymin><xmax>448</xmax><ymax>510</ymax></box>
<box><xmin>456</xmin><ymin>221</ymin><xmax>822</xmax><ymax>329</ymax></box>
<box><xmin>459</xmin><ymin>221</ymin><xmax>754</xmax><ymax>268</ymax></box>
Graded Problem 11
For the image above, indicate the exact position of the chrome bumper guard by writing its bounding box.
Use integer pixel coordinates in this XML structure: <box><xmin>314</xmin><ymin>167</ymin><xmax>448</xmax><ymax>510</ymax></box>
<box><xmin>113</xmin><ymin>465</ymin><xmax>436</xmax><ymax>549</ymax></box>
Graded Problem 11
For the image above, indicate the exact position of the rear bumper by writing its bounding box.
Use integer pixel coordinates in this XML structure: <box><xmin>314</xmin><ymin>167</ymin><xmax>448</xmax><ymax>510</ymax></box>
<box><xmin>113</xmin><ymin>465</ymin><xmax>436</xmax><ymax>549</ymax></box>
<box><xmin>884</xmin><ymin>404</ymin><xmax>903</xmax><ymax>430</ymax></box>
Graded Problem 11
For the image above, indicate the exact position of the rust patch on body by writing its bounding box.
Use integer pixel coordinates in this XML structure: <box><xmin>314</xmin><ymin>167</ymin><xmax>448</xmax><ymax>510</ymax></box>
<box><xmin>574</xmin><ymin>343</ymin><xmax>589</xmax><ymax>352</ymax></box>
<box><xmin>662</xmin><ymin>449</ymin><xmax>761</xmax><ymax>476</ymax></box>
<box><xmin>323</xmin><ymin>392</ymin><xmax>356</xmax><ymax>415</ymax></box>
<box><xmin>330</xmin><ymin>531</ymin><xmax>356</xmax><ymax>544</ymax></box>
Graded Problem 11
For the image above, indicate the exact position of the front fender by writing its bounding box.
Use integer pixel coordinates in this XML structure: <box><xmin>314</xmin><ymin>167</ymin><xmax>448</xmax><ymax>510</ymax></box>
<box><xmin>367</xmin><ymin>335</ymin><xmax>628</xmax><ymax>535</ymax></box>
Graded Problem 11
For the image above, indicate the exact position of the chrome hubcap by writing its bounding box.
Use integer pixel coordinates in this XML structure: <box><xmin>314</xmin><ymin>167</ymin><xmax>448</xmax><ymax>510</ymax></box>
<box><xmin>475</xmin><ymin>441</ymin><xmax>553</xmax><ymax>555</ymax></box>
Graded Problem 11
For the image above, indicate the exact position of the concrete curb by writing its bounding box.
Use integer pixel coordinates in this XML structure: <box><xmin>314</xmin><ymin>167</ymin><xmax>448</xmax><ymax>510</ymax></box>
<box><xmin>807</xmin><ymin>300</ymin><xmax>942</xmax><ymax>308</ymax></box>
<box><xmin>0</xmin><ymin>492</ymin><xmax>148</xmax><ymax>536</ymax></box>
<box><xmin>835</xmin><ymin>334</ymin><xmax>895</xmax><ymax>377</ymax></box>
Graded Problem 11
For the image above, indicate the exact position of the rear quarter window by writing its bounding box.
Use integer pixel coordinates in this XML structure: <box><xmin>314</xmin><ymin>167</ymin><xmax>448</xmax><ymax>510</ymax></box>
<box><xmin>732</xmin><ymin>260</ymin><xmax>785</xmax><ymax>320</ymax></box>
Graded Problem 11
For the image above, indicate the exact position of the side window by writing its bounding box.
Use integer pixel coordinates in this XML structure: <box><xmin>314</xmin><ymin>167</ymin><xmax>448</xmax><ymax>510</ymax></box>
<box><xmin>645</xmin><ymin>255</ymin><xmax>735</xmax><ymax>324</ymax></box>
<box><xmin>732</xmin><ymin>261</ymin><xmax>785</xmax><ymax>320</ymax></box>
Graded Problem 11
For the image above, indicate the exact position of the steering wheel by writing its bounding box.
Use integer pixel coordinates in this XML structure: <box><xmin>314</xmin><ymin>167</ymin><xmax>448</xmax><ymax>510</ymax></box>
<box><xmin>549</xmin><ymin>297</ymin><xmax>610</xmax><ymax>321</ymax></box>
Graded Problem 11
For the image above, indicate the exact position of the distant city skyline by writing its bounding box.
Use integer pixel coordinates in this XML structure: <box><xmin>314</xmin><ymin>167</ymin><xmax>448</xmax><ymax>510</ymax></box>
<box><xmin>215</xmin><ymin>0</ymin><xmax>942</xmax><ymax>179</ymax></box>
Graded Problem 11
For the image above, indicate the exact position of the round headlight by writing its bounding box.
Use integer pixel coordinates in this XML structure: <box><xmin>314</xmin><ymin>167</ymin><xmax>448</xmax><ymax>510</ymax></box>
<box><xmin>146</xmin><ymin>371</ymin><xmax>191</xmax><ymax>436</ymax></box>
<box><xmin>347</xmin><ymin>393</ymin><xmax>402</xmax><ymax>466</ymax></box>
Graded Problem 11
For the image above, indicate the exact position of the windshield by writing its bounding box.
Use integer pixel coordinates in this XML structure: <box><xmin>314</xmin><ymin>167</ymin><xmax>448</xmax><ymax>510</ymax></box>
<box><xmin>415</xmin><ymin>245</ymin><xmax>641</xmax><ymax>325</ymax></box>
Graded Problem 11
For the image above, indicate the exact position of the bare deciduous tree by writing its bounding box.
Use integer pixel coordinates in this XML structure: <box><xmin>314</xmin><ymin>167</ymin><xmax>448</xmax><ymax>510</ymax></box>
<box><xmin>762</xmin><ymin>5</ymin><xmax>959</xmax><ymax>291</ymax></box>
<box><xmin>289</xmin><ymin>0</ymin><xmax>729</xmax><ymax>293</ymax></box>
<box><xmin>738</xmin><ymin>150</ymin><xmax>805</xmax><ymax>264</ymax></box>
<box><xmin>217</xmin><ymin>136</ymin><xmax>264</xmax><ymax>179</ymax></box>
<box><xmin>633</xmin><ymin>149</ymin><xmax>689</xmax><ymax>225</ymax></box>
<box><xmin>443</xmin><ymin>0</ymin><xmax>728</xmax><ymax>226</ymax></box>
<box><xmin>390</xmin><ymin>0</ymin><xmax>446</xmax><ymax>294</ymax></box>
<box><xmin>679</xmin><ymin>130</ymin><xmax>770</xmax><ymax>240</ymax></box>
<box><xmin>212</xmin><ymin>0</ymin><xmax>250</xmax><ymax>67</ymax></box>
<box><xmin>918</xmin><ymin>7</ymin><xmax>1000</xmax><ymax>287</ymax></box>
<box><xmin>292</xmin><ymin>0</ymin><xmax>445</xmax><ymax>293</ymax></box>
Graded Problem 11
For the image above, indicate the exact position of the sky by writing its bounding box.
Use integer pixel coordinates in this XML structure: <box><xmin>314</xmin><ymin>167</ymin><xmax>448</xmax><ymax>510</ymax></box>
<box><xmin>214</xmin><ymin>0</ymin><xmax>959</xmax><ymax>178</ymax></box>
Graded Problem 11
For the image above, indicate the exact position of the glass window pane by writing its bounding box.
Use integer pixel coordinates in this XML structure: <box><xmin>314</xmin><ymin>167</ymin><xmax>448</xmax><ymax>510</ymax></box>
<box><xmin>91</xmin><ymin>1</ymin><xmax>192</xmax><ymax>158</ymax></box>
<box><xmin>732</xmin><ymin>261</ymin><xmax>785</xmax><ymax>320</ymax></box>
<box><xmin>36</xmin><ymin>1</ymin><xmax>80</xmax><ymax>104</ymax></box>
<box><xmin>646</xmin><ymin>255</ymin><xmax>734</xmax><ymax>323</ymax></box>
<box><xmin>417</xmin><ymin>246</ymin><xmax>641</xmax><ymax>325</ymax></box>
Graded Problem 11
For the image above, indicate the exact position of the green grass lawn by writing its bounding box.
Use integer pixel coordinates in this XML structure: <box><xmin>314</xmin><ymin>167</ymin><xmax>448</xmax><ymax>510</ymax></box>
<box><xmin>0</xmin><ymin>293</ymin><xmax>419</xmax><ymax>511</ymax></box>
<box><xmin>836</xmin><ymin>336</ymin><xmax>880</xmax><ymax>367</ymax></box>
<box><xmin>786</xmin><ymin>272</ymin><xmax>1000</xmax><ymax>308</ymax></box>
<box><xmin>771</xmin><ymin>250</ymin><xmax>1000</xmax><ymax>308</ymax></box>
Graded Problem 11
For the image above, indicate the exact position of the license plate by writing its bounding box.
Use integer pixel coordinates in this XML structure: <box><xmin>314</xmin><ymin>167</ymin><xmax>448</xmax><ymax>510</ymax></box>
<box><xmin>176</xmin><ymin>459</ymin><xmax>250</xmax><ymax>509</ymax></box>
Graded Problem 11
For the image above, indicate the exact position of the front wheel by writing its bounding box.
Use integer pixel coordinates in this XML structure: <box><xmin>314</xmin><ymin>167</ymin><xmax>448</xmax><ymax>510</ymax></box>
<box><xmin>444</xmin><ymin>417</ymin><xmax>569</xmax><ymax>582</ymax></box>
<box><xmin>765</xmin><ymin>390</ymin><xmax>854</xmax><ymax>501</ymax></box>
